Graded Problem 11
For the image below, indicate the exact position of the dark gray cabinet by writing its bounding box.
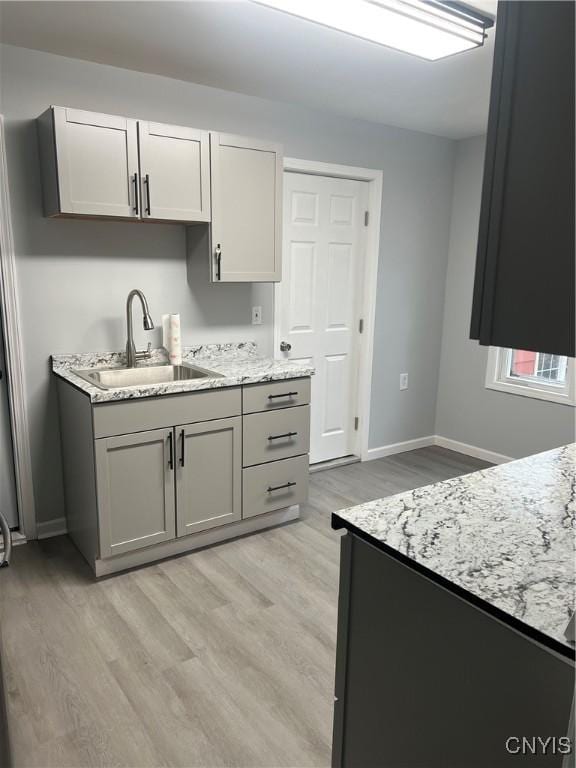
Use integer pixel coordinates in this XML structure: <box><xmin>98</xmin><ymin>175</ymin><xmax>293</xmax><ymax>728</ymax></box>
<box><xmin>470</xmin><ymin>1</ymin><xmax>575</xmax><ymax>358</ymax></box>
<box><xmin>332</xmin><ymin>533</ymin><xmax>575</xmax><ymax>768</ymax></box>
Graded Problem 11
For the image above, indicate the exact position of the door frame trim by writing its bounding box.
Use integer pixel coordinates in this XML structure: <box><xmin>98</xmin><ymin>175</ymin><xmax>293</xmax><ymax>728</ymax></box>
<box><xmin>276</xmin><ymin>158</ymin><xmax>383</xmax><ymax>462</ymax></box>
<box><xmin>0</xmin><ymin>115</ymin><xmax>36</xmax><ymax>538</ymax></box>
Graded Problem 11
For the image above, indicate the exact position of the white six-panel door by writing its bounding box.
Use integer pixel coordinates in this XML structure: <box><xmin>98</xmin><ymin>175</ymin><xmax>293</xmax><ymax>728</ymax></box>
<box><xmin>279</xmin><ymin>172</ymin><xmax>368</xmax><ymax>464</ymax></box>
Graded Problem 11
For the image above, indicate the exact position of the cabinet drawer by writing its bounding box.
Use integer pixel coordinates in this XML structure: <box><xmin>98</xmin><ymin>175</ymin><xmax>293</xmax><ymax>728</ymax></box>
<box><xmin>243</xmin><ymin>455</ymin><xmax>309</xmax><ymax>519</ymax></box>
<box><xmin>93</xmin><ymin>387</ymin><xmax>241</xmax><ymax>438</ymax></box>
<box><xmin>242</xmin><ymin>377</ymin><xmax>310</xmax><ymax>414</ymax></box>
<box><xmin>243</xmin><ymin>405</ymin><xmax>310</xmax><ymax>467</ymax></box>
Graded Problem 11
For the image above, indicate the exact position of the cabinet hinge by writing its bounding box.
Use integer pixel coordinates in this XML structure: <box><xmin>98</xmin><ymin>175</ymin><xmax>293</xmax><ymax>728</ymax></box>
<box><xmin>354</xmin><ymin>417</ymin><xmax>359</xmax><ymax>431</ymax></box>
<box><xmin>364</xmin><ymin>210</ymin><xmax>369</xmax><ymax>227</ymax></box>
<box><xmin>358</xmin><ymin>318</ymin><xmax>364</xmax><ymax>334</ymax></box>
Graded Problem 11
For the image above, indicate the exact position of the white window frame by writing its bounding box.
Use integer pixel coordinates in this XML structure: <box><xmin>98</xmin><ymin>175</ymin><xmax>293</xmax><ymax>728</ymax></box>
<box><xmin>485</xmin><ymin>347</ymin><xmax>576</xmax><ymax>406</ymax></box>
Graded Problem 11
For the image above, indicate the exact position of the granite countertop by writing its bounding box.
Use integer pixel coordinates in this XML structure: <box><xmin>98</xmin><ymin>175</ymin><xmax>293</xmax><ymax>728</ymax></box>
<box><xmin>333</xmin><ymin>444</ymin><xmax>576</xmax><ymax>659</ymax></box>
<box><xmin>52</xmin><ymin>342</ymin><xmax>314</xmax><ymax>403</ymax></box>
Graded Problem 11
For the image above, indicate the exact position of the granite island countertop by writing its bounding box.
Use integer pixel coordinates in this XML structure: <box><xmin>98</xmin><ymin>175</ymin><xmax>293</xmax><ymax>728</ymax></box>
<box><xmin>52</xmin><ymin>342</ymin><xmax>314</xmax><ymax>403</ymax></box>
<box><xmin>333</xmin><ymin>444</ymin><xmax>576</xmax><ymax>659</ymax></box>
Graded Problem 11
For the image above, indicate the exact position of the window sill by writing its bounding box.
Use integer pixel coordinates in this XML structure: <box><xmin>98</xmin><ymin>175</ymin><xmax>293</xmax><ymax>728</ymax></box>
<box><xmin>485</xmin><ymin>380</ymin><xmax>576</xmax><ymax>406</ymax></box>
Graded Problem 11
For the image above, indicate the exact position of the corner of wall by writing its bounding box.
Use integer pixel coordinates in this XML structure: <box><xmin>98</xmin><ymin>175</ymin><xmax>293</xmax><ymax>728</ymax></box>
<box><xmin>433</xmin><ymin>138</ymin><xmax>460</xmax><ymax>436</ymax></box>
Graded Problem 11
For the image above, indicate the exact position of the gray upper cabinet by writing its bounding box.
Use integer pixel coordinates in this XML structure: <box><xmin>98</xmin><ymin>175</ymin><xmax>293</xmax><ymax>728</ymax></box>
<box><xmin>176</xmin><ymin>416</ymin><xmax>241</xmax><ymax>537</ymax></box>
<box><xmin>95</xmin><ymin>427</ymin><xmax>176</xmax><ymax>558</ymax></box>
<box><xmin>37</xmin><ymin>107</ymin><xmax>210</xmax><ymax>223</ymax></box>
<box><xmin>38</xmin><ymin>107</ymin><xmax>284</xmax><ymax>282</ymax></box>
<box><xmin>210</xmin><ymin>132</ymin><xmax>282</xmax><ymax>282</ymax></box>
<box><xmin>38</xmin><ymin>106</ymin><xmax>139</xmax><ymax>219</ymax></box>
<box><xmin>138</xmin><ymin>121</ymin><xmax>211</xmax><ymax>222</ymax></box>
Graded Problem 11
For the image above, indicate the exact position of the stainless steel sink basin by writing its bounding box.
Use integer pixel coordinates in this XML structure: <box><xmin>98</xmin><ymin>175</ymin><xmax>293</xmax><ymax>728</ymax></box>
<box><xmin>72</xmin><ymin>363</ymin><xmax>222</xmax><ymax>390</ymax></box>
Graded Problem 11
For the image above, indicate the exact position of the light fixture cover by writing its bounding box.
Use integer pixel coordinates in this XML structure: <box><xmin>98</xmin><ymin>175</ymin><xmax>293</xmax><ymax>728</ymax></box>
<box><xmin>254</xmin><ymin>0</ymin><xmax>494</xmax><ymax>61</ymax></box>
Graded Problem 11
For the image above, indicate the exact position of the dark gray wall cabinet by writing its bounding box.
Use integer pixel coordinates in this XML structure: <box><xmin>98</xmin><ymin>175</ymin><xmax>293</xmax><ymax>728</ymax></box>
<box><xmin>470</xmin><ymin>1</ymin><xmax>575</xmax><ymax>358</ymax></box>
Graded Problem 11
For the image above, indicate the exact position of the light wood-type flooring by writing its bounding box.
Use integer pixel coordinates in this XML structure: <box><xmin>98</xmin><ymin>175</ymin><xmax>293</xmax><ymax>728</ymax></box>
<box><xmin>0</xmin><ymin>447</ymin><xmax>489</xmax><ymax>768</ymax></box>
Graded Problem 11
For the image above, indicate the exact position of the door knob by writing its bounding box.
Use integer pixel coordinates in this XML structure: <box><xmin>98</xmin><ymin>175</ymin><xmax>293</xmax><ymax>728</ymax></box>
<box><xmin>280</xmin><ymin>341</ymin><xmax>292</xmax><ymax>352</ymax></box>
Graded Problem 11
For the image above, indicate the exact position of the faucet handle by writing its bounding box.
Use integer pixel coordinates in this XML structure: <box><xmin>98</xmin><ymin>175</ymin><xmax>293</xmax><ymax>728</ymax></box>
<box><xmin>135</xmin><ymin>342</ymin><xmax>152</xmax><ymax>360</ymax></box>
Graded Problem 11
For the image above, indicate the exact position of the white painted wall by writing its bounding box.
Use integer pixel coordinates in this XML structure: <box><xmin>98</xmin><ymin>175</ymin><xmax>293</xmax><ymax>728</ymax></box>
<box><xmin>435</xmin><ymin>136</ymin><xmax>575</xmax><ymax>458</ymax></box>
<box><xmin>0</xmin><ymin>44</ymin><xmax>455</xmax><ymax>525</ymax></box>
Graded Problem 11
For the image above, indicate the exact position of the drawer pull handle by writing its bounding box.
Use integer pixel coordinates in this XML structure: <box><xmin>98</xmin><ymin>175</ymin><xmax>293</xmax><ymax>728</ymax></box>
<box><xmin>168</xmin><ymin>431</ymin><xmax>174</xmax><ymax>471</ymax></box>
<box><xmin>268</xmin><ymin>431</ymin><xmax>297</xmax><ymax>441</ymax></box>
<box><xmin>268</xmin><ymin>391</ymin><xmax>298</xmax><ymax>400</ymax></box>
<box><xmin>267</xmin><ymin>481</ymin><xmax>296</xmax><ymax>493</ymax></box>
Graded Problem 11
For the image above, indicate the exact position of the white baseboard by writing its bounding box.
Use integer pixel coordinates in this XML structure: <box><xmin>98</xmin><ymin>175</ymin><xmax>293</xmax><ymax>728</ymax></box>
<box><xmin>36</xmin><ymin>516</ymin><xmax>67</xmax><ymax>539</ymax></box>
<box><xmin>433</xmin><ymin>436</ymin><xmax>512</xmax><ymax>465</ymax></box>
<box><xmin>362</xmin><ymin>436</ymin><xmax>435</xmax><ymax>461</ymax></box>
<box><xmin>363</xmin><ymin>434</ymin><xmax>512</xmax><ymax>465</ymax></box>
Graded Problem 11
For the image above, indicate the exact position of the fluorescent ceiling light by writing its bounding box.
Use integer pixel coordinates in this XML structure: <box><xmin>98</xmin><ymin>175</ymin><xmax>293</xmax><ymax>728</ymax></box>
<box><xmin>254</xmin><ymin>0</ymin><xmax>494</xmax><ymax>61</ymax></box>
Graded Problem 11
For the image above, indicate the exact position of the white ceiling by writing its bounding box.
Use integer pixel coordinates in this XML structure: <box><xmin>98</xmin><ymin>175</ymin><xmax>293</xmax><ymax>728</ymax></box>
<box><xmin>0</xmin><ymin>0</ymin><xmax>497</xmax><ymax>139</ymax></box>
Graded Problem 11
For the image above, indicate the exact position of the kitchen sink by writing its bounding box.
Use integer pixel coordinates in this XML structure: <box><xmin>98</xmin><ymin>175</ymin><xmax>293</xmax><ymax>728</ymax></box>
<box><xmin>72</xmin><ymin>363</ymin><xmax>223</xmax><ymax>390</ymax></box>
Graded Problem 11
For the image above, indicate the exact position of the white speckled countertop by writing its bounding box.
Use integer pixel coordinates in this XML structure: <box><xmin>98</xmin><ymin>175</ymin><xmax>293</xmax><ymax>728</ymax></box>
<box><xmin>333</xmin><ymin>444</ymin><xmax>576</xmax><ymax>657</ymax></box>
<box><xmin>52</xmin><ymin>342</ymin><xmax>314</xmax><ymax>403</ymax></box>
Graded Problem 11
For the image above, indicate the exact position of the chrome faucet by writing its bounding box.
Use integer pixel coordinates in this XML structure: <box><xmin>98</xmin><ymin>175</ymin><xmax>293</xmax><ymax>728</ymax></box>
<box><xmin>125</xmin><ymin>289</ymin><xmax>154</xmax><ymax>368</ymax></box>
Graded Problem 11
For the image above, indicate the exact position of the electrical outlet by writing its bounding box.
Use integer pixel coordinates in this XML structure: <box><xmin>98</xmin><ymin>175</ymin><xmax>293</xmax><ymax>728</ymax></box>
<box><xmin>400</xmin><ymin>373</ymin><xmax>409</xmax><ymax>390</ymax></box>
<box><xmin>252</xmin><ymin>306</ymin><xmax>262</xmax><ymax>325</ymax></box>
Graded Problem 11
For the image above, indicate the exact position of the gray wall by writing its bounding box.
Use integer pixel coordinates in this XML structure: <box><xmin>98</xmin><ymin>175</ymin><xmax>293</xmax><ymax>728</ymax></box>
<box><xmin>0</xmin><ymin>43</ymin><xmax>455</xmax><ymax>525</ymax></box>
<box><xmin>435</xmin><ymin>136</ymin><xmax>575</xmax><ymax>458</ymax></box>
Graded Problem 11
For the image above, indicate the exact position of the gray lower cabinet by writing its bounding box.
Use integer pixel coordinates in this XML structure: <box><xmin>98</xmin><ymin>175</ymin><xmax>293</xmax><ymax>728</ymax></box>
<box><xmin>243</xmin><ymin>406</ymin><xmax>310</xmax><ymax>467</ymax></box>
<box><xmin>176</xmin><ymin>416</ymin><xmax>241</xmax><ymax>537</ymax></box>
<box><xmin>243</xmin><ymin>455</ymin><xmax>309</xmax><ymax>519</ymax></box>
<box><xmin>95</xmin><ymin>427</ymin><xmax>176</xmax><ymax>558</ymax></box>
<box><xmin>95</xmin><ymin>417</ymin><xmax>242</xmax><ymax>556</ymax></box>
<box><xmin>57</xmin><ymin>377</ymin><xmax>310</xmax><ymax>575</ymax></box>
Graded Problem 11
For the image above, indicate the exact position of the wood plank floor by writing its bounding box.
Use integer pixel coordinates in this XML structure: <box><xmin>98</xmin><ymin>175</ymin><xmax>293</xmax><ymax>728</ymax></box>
<box><xmin>0</xmin><ymin>447</ymin><xmax>490</xmax><ymax>768</ymax></box>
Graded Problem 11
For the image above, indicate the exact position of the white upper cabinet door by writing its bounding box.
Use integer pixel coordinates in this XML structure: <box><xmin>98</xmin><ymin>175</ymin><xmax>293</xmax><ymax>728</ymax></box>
<box><xmin>210</xmin><ymin>133</ymin><xmax>282</xmax><ymax>282</ymax></box>
<box><xmin>138</xmin><ymin>121</ymin><xmax>211</xmax><ymax>223</ymax></box>
<box><xmin>50</xmin><ymin>106</ymin><xmax>139</xmax><ymax>218</ymax></box>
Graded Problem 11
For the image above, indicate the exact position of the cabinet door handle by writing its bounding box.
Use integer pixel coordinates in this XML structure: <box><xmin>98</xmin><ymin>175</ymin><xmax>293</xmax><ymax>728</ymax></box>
<box><xmin>180</xmin><ymin>429</ymin><xmax>185</xmax><ymax>467</ymax></box>
<box><xmin>215</xmin><ymin>244</ymin><xmax>222</xmax><ymax>280</ymax></box>
<box><xmin>144</xmin><ymin>173</ymin><xmax>151</xmax><ymax>215</ymax></box>
<box><xmin>267</xmin><ymin>431</ymin><xmax>298</xmax><ymax>441</ymax></box>
<box><xmin>132</xmin><ymin>172</ymin><xmax>139</xmax><ymax>216</ymax></box>
<box><xmin>168</xmin><ymin>431</ymin><xmax>174</xmax><ymax>470</ymax></box>
<box><xmin>267</xmin><ymin>481</ymin><xmax>296</xmax><ymax>493</ymax></box>
<box><xmin>268</xmin><ymin>391</ymin><xmax>298</xmax><ymax>400</ymax></box>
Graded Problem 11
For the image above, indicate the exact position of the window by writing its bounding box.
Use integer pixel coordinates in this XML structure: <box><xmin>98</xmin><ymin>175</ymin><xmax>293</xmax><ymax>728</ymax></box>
<box><xmin>486</xmin><ymin>347</ymin><xmax>575</xmax><ymax>405</ymax></box>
